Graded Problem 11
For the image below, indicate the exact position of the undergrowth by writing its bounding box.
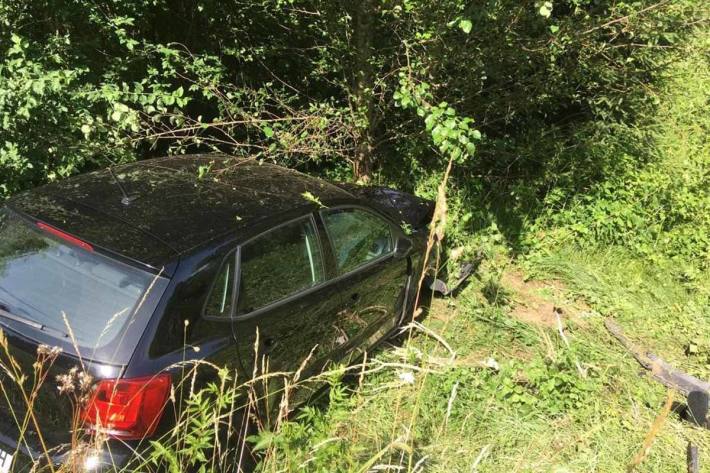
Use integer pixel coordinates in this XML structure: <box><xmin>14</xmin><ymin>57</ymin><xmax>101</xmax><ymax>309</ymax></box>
<box><xmin>244</xmin><ymin>27</ymin><xmax>710</xmax><ymax>472</ymax></box>
<box><xmin>529</xmin><ymin>29</ymin><xmax>709</xmax><ymax>271</ymax></box>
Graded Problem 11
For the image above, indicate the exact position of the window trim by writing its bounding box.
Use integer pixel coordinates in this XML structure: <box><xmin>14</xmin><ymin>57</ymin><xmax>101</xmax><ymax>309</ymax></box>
<box><xmin>319</xmin><ymin>205</ymin><xmax>397</xmax><ymax>277</ymax></box>
<box><xmin>201</xmin><ymin>250</ymin><xmax>239</xmax><ymax>321</ymax></box>
<box><xmin>233</xmin><ymin>214</ymin><xmax>327</xmax><ymax>319</ymax></box>
<box><xmin>204</xmin><ymin>206</ymin><xmax>403</xmax><ymax>323</ymax></box>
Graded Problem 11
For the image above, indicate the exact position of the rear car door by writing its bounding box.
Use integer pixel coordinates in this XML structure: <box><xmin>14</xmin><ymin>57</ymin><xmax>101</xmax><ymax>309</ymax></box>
<box><xmin>230</xmin><ymin>215</ymin><xmax>344</xmax><ymax>417</ymax></box>
<box><xmin>319</xmin><ymin>207</ymin><xmax>411</xmax><ymax>361</ymax></box>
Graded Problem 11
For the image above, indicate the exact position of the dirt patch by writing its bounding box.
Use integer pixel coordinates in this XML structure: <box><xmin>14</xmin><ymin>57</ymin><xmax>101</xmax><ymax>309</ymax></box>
<box><xmin>502</xmin><ymin>270</ymin><xmax>562</xmax><ymax>328</ymax></box>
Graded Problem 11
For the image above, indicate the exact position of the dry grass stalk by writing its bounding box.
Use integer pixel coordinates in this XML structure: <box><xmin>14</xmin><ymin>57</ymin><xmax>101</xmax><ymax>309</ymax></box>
<box><xmin>627</xmin><ymin>389</ymin><xmax>675</xmax><ymax>472</ymax></box>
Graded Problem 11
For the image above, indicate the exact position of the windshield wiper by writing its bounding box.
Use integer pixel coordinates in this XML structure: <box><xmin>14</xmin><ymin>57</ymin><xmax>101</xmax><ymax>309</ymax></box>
<box><xmin>0</xmin><ymin>304</ymin><xmax>69</xmax><ymax>339</ymax></box>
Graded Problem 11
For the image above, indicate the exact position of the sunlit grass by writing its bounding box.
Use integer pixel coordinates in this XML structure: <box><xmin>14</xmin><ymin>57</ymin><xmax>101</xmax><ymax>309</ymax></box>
<box><xmin>253</xmin><ymin>250</ymin><xmax>709</xmax><ymax>472</ymax></box>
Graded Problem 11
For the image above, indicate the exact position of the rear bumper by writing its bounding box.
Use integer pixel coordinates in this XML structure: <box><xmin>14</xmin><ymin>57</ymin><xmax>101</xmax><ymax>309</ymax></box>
<box><xmin>0</xmin><ymin>432</ymin><xmax>132</xmax><ymax>473</ymax></box>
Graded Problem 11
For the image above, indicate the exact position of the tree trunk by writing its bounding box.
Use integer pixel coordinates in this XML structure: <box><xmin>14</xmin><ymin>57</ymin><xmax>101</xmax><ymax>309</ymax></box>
<box><xmin>351</xmin><ymin>0</ymin><xmax>376</xmax><ymax>182</ymax></box>
<box><xmin>353</xmin><ymin>138</ymin><xmax>373</xmax><ymax>182</ymax></box>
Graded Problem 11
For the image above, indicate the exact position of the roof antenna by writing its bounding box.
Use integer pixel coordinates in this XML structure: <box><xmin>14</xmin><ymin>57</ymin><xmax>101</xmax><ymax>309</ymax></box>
<box><xmin>108</xmin><ymin>167</ymin><xmax>137</xmax><ymax>206</ymax></box>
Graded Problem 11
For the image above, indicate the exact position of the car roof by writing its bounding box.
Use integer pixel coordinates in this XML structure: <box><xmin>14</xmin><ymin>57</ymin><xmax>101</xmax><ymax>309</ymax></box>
<box><xmin>8</xmin><ymin>154</ymin><xmax>355</xmax><ymax>271</ymax></box>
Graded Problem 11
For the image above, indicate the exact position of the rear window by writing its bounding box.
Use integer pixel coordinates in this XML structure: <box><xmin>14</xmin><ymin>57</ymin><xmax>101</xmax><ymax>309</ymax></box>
<box><xmin>0</xmin><ymin>210</ymin><xmax>156</xmax><ymax>351</ymax></box>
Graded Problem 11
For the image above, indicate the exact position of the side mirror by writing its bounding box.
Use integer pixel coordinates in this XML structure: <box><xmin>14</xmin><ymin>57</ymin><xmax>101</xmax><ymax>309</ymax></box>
<box><xmin>394</xmin><ymin>237</ymin><xmax>413</xmax><ymax>259</ymax></box>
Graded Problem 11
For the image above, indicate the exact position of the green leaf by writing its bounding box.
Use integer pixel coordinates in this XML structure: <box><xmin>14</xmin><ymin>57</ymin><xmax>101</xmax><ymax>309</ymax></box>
<box><xmin>459</xmin><ymin>19</ymin><xmax>473</xmax><ymax>34</ymax></box>
<box><xmin>262</xmin><ymin>126</ymin><xmax>274</xmax><ymax>138</ymax></box>
<box><xmin>197</xmin><ymin>163</ymin><xmax>212</xmax><ymax>179</ymax></box>
<box><xmin>549</xmin><ymin>25</ymin><xmax>559</xmax><ymax>33</ymax></box>
<box><xmin>431</xmin><ymin>125</ymin><xmax>444</xmax><ymax>144</ymax></box>
<box><xmin>247</xmin><ymin>431</ymin><xmax>275</xmax><ymax>452</ymax></box>
<box><xmin>302</xmin><ymin>191</ymin><xmax>326</xmax><ymax>208</ymax></box>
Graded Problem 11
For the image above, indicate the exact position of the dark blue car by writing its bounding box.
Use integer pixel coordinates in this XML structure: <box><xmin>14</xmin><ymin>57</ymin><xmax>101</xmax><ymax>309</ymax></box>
<box><xmin>0</xmin><ymin>154</ymin><xmax>433</xmax><ymax>472</ymax></box>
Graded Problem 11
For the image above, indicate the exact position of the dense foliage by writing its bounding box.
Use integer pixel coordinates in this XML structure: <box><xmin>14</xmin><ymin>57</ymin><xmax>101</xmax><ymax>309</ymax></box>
<box><xmin>0</xmin><ymin>0</ymin><xmax>707</xmax><ymax>267</ymax></box>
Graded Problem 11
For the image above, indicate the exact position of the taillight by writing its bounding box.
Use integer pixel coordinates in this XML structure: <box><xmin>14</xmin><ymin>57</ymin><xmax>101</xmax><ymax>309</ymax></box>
<box><xmin>82</xmin><ymin>374</ymin><xmax>171</xmax><ymax>440</ymax></box>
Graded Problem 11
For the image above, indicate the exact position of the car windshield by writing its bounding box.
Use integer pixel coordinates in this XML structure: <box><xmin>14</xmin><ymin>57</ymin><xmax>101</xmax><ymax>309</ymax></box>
<box><xmin>0</xmin><ymin>209</ymin><xmax>155</xmax><ymax>352</ymax></box>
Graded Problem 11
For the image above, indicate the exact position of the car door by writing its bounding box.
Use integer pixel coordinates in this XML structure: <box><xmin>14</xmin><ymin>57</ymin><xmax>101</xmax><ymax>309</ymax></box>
<box><xmin>319</xmin><ymin>206</ymin><xmax>411</xmax><ymax>362</ymax></box>
<box><xmin>229</xmin><ymin>215</ymin><xmax>344</xmax><ymax>419</ymax></box>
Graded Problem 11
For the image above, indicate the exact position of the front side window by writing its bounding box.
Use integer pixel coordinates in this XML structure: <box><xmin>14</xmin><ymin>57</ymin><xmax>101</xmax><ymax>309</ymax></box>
<box><xmin>236</xmin><ymin>218</ymin><xmax>324</xmax><ymax>315</ymax></box>
<box><xmin>322</xmin><ymin>208</ymin><xmax>393</xmax><ymax>274</ymax></box>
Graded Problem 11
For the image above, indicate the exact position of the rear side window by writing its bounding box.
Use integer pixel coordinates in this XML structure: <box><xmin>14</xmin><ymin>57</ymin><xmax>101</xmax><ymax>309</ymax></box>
<box><xmin>236</xmin><ymin>218</ymin><xmax>324</xmax><ymax>315</ymax></box>
<box><xmin>204</xmin><ymin>258</ymin><xmax>235</xmax><ymax>317</ymax></box>
<box><xmin>322</xmin><ymin>208</ymin><xmax>393</xmax><ymax>274</ymax></box>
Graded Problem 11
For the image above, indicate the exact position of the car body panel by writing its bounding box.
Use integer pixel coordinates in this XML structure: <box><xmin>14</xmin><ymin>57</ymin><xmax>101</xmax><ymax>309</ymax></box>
<box><xmin>331</xmin><ymin>254</ymin><xmax>409</xmax><ymax>356</ymax></box>
<box><xmin>0</xmin><ymin>326</ymin><xmax>124</xmax><ymax>464</ymax></box>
